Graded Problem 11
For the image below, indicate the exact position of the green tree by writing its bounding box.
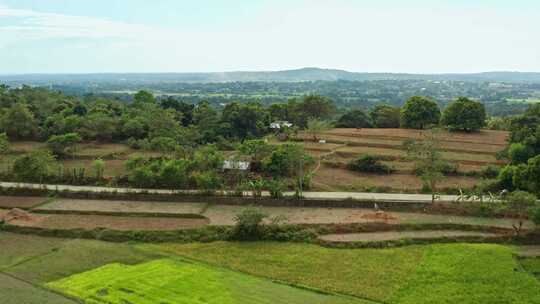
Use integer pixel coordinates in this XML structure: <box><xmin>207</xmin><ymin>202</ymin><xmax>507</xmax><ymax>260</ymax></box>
<box><xmin>264</xmin><ymin>143</ymin><xmax>314</xmax><ymax>196</ymax></box>
<box><xmin>92</xmin><ymin>158</ymin><xmax>105</xmax><ymax>181</ymax></box>
<box><xmin>46</xmin><ymin>133</ymin><xmax>82</xmax><ymax>157</ymax></box>
<box><xmin>504</xmin><ymin>191</ymin><xmax>537</xmax><ymax>235</ymax></box>
<box><xmin>335</xmin><ymin>109</ymin><xmax>372</xmax><ymax>128</ymax></box>
<box><xmin>288</xmin><ymin>95</ymin><xmax>336</xmax><ymax>128</ymax></box>
<box><xmin>400</xmin><ymin>96</ymin><xmax>441</xmax><ymax>129</ymax></box>
<box><xmin>0</xmin><ymin>103</ymin><xmax>37</xmax><ymax>139</ymax></box>
<box><xmin>0</xmin><ymin>132</ymin><xmax>8</xmax><ymax>154</ymax></box>
<box><xmin>133</xmin><ymin>90</ymin><xmax>156</xmax><ymax>105</ymax></box>
<box><xmin>238</xmin><ymin>139</ymin><xmax>274</xmax><ymax>171</ymax></box>
<box><xmin>221</xmin><ymin>102</ymin><xmax>269</xmax><ymax>140</ymax></box>
<box><xmin>370</xmin><ymin>105</ymin><xmax>401</xmax><ymax>128</ymax></box>
<box><xmin>12</xmin><ymin>151</ymin><xmax>57</xmax><ymax>183</ymax></box>
<box><xmin>508</xmin><ymin>143</ymin><xmax>534</xmax><ymax>164</ymax></box>
<box><xmin>306</xmin><ymin>118</ymin><xmax>332</xmax><ymax>141</ymax></box>
<box><xmin>441</xmin><ymin>97</ymin><xmax>486</xmax><ymax>132</ymax></box>
<box><xmin>404</xmin><ymin>129</ymin><xmax>446</xmax><ymax>203</ymax></box>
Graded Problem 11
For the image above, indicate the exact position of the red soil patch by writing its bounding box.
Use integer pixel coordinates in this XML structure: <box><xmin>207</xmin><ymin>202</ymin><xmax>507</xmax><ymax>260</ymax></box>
<box><xmin>0</xmin><ymin>208</ymin><xmax>44</xmax><ymax>225</ymax></box>
<box><xmin>361</xmin><ymin>212</ymin><xmax>398</xmax><ymax>221</ymax></box>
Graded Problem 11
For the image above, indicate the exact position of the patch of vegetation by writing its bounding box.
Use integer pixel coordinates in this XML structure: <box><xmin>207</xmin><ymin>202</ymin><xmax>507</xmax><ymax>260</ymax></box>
<box><xmin>153</xmin><ymin>242</ymin><xmax>540</xmax><ymax>303</ymax></box>
<box><xmin>347</xmin><ymin>154</ymin><xmax>393</xmax><ymax>174</ymax></box>
<box><xmin>47</xmin><ymin>259</ymin><xmax>363</xmax><ymax>304</ymax></box>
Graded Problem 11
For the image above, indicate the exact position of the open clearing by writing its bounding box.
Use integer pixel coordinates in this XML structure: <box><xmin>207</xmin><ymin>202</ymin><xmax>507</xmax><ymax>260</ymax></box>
<box><xmin>47</xmin><ymin>259</ymin><xmax>364</xmax><ymax>304</ymax></box>
<box><xmin>319</xmin><ymin>230</ymin><xmax>501</xmax><ymax>242</ymax></box>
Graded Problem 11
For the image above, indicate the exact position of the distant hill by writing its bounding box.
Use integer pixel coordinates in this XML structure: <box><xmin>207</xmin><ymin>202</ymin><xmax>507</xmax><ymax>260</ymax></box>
<box><xmin>2</xmin><ymin>68</ymin><xmax>540</xmax><ymax>84</ymax></box>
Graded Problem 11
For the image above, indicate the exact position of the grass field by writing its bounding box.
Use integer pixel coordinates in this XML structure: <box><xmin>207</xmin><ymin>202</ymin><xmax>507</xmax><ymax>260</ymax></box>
<box><xmin>47</xmin><ymin>259</ymin><xmax>364</xmax><ymax>304</ymax></box>
<box><xmin>154</xmin><ymin>242</ymin><xmax>540</xmax><ymax>303</ymax></box>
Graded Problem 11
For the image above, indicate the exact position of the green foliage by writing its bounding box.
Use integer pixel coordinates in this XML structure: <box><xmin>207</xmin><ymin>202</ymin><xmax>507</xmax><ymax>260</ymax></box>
<box><xmin>237</xmin><ymin>139</ymin><xmax>274</xmax><ymax>170</ymax></box>
<box><xmin>221</xmin><ymin>101</ymin><xmax>270</xmax><ymax>140</ymax></box>
<box><xmin>400</xmin><ymin>96</ymin><xmax>441</xmax><ymax>129</ymax></box>
<box><xmin>192</xmin><ymin>171</ymin><xmax>223</xmax><ymax>190</ymax></box>
<box><xmin>288</xmin><ymin>95</ymin><xmax>336</xmax><ymax>128</ymax></box>
<box><xmin>504</xmin><ymin>190</ymin><xmax>538</xmax><ymax>235</ymax></box>
<box><xmin>46</xmin><ymin>132</ymin><xmax>82</xmax><ymax>157</ymax></box>
<box><xmin>0</xmin><ymin>132</ymin><xmax>8</xmax><ymax>154</ymax></box>
<box><xmin>530</xmin><ymin>205</ymin><xmax>540</xmax><ymax>227</ymax></box>
<box><xmin>158</xmin><ymin>159</ymin><xmax>191</xmax><ymax>189</ymax></box>
<box><xmin>12</xmin><ymin>151</ymin><xmax>57</xmax><ymax>182</ymax></box>
<box><xmin>192</xmin><ymin>145</ymin><xmax>224</xmax><ymax>171</ymax></box>
<box><xmin>441</xmin><ymin>97</ymin><xmax>486</xmax><ymax>132</ymax></box>
<box><xmin>508</xmin><ymin>142</ymin><xmax>534</xmax><ymax>164</ymax></box>
<box><xmin>480</xmin><ymin>165</ymin><xmax>500</xmax><ymax>179</ymax></box>
<box><xmin>266</xmin><ymin>179</ymin><xmax>286</xmax><ymax>199</ymax></box>
<box><xmin>0</xmin><ymin>103</ymin><xmax>37</xmax><ymax>139</ymax></box>
<box><xmin>133</xmin><ymin>90</ymin><xmax>156</xmax><ymax>105</ymax></box>
<box><xmin>370</xmin><ymin>104</ymin><xmax>401</xmax><ymax>128</ymax></box>
<box><xmin>92</xmin><ymin>158</ymin><xmax>105</xmax><ymax>180</ymax></box>
<box><xmin>263</xmin><ymin>143</ymin><xmax>313</xmax><ymax>177</ymax></box>
<box><xmin>231</xmin><ymin>207</ymin><xmax>268</xmax><ymax>241</ymax></box>
<box><xmin>347</xmin><ymin>154</ymin><xmax>392</xmax><ymax>174</ymax></box>
<box><xmin>335</xmin><ymin>109</ymin><xmax>372</xmax><ymax>128</ymax></box>
<box><xmin>305</xmin><ymin>118</ymin><xmax>332</xmax><ymax>141</ymax></box>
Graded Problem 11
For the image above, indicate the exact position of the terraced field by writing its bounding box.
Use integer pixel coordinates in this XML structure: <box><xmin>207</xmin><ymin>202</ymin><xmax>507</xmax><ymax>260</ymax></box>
<box><xmin>295</xmin><ymin>128</ymin><xmax>509</xmax><ymax>192</ymax></box>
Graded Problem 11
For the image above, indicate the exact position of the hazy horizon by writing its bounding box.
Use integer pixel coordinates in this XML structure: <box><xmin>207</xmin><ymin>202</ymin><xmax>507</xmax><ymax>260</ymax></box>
<box><xmin>1</xmin><ymin>0</ymin><xmax>539</xmax><ymax>74</ymax></box>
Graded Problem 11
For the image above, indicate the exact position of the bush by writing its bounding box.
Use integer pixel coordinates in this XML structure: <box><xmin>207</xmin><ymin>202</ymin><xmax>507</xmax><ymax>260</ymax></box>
<box><xmin>192</xmin><ymin>171</ymin><xmax>223</xmax><ymax>190</ymax></box>
<box><xmin>347</xmin><ymin>155</ymin><xmax>392</xmax><ymax>174</ymax></box>
<box><xmin>230</xmin><ymin>207</ymin><xmax>268</xmax><ymax>241</ymax></box>
<box><xmin>508</xmin><ymin>143</ymin><xmax>534</xmax><ymax>164</ymax></box>
<box><xmin>267</xmin><ymin>179</ymin><xmax>285</xmax><ymax>199</ymax></box>
<box><xmin>481</xmin><ymin>165</ymin><xmax>501</xmax><ymax>179</ymax></box>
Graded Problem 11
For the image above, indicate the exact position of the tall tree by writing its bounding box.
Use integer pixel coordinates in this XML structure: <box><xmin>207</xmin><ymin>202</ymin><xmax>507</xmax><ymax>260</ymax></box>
<box><xmin>441</xmin><ymin>97</ymin><xmax>486</xmax><ymax>132</ymax></box>
<box><xmin>400</xmin><ymin>96</ymin><xmax>441</xmax><ymax>129</ymax></box>
<box><xmin>370</xmin><ymin>104</ymin><xmax>401</xmax><ymax>128</ymax></box>
<box><xmin>335</xmin><ymin>109</ymin><xmax>372</xmax><ymax>128</ymax></box>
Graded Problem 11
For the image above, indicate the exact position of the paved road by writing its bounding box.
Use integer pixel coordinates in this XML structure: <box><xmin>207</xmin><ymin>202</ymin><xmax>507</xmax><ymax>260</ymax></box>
<box><xmin>0</xmin><ymin>181</ymin><xmax>462</xmax><ymax>203</ymax></box>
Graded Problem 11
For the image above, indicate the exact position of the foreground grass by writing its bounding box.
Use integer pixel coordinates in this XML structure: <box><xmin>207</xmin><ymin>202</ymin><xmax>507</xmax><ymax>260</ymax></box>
<box><xmin>151</xmin><ymin>242</ymin><xmax>424</xmax><ymax>302</ymax></box>
<box><xmin>47</xmin><ymin>259</ymin><xmax>365</xmax><ymax>304</ymax></box>
<box><xmin>521</xmin><ymin>257</ymin><xmax>540</xmax><ymax>278</ymax></box>
<box><xmin>0</xmin><ymin>273</ymin><xmax>75</xmax><ymax>304</ymax></box>
<box><xmin>153</xmin><ymin>242</ymin><xmax>540</xmax><ymax>304</ymax></box>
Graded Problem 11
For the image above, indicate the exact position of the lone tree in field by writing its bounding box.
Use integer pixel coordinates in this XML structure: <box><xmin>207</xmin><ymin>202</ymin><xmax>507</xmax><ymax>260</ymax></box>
<box><xmin>504</xmin><ymin>190</ymin><xmax>537</xmax><ymax>236</ymax></box>
<box><xmin>306</xmin><ymin>118</ymin><xmax>332</xmax><ymax>141</ymax></box>
<box><xmin>46</xmin><ymin>133</ymin><xmax>82</xmax><ymax>158</ymax></box>
<box><xmin>400</xmin><ymin>96</ymin><xmax>441</xmax><ymax>129</ymax></box>
<box><xmin>441</xmin><ymin>97</ymin><xmax>486</xmax><ymax>132</ymax></box>
<box><xmin>335</xmin><ymin>109</ymin><xmax>372</xmax><ymax>128</ymax></box>
<box><xmin>370</xmin><ymin>104</ymin><xmax>401</xmax><ymax>128</ymax></box>
<box><xmin>404</xmin><ymin>129</ymin><xmax>446</xmax><ymax>204</ymax></box>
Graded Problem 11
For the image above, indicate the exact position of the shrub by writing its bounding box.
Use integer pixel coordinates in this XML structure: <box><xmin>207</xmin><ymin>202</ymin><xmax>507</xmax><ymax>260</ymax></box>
<box><xmin>267</xmin><ymin>179</ymin><xmax>285</xmax><ymax>199</ymax></box>
<box><xmin>508</xmin><ymin>143</ymin><xmax>534</xmax><ymax>164</ymax></box>
<box><xmin>531</xmin><ymin>206</ymin><xmax>540</xmax><ymax>227</ymax></box>
<box><xmin>12</xmin><ymin>151</ymin><xmax>57</xmax><ymax>183</ymax></box>
<box><xmin>230</xmin><ymin>207</ymin><xmax>268</xmax><ymax>241</ymax></box>
<box><xmin>481</xmin><ymin>165</ymin><xmax>501</xmax><ymax>179</ymax></box>
<box><xmin>92</xmin><ymin>158</ymin><xmax>105</xmax><ymax>180</ymax></box>
<box><xmin>504</xmin><ymin>191</ymin><xmax>537</xmax><ymax>235</ymax></box>
<box><xmin>46</xmin><ymin>132</ymin><xmax>81</xmax><ymax>157</ymax></box>
<box><xmin>347</xmin><ymin>155</ymin><xmax>392</xmax><ymax>174</ymax></box>
<box><xmin>192</xmin><ymin>171</ymin><xmax>223</xmax><ymax>190</ymax></box>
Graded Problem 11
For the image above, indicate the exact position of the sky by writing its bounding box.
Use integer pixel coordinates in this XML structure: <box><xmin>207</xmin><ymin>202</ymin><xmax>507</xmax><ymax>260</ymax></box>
<box><xmin>0</xmin><ymin>0</ymin><xmax>539</xmax><ymax>74</ymax></box>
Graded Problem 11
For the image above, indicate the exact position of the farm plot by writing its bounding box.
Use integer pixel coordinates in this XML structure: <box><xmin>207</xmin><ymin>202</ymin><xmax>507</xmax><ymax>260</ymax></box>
<box><xmin>319</xmin><ymin>230</ymin><xmax>501</xmax><ymax>243</ymax></box>
<box><xmin>36</xmin><ymin>199</ymin><xmax>207</xmax><ymax>216</ymax></box>
<box><xmin>47</xmin><ymin>259</ymin><xmax>363</xmax><ymax>304</ymax></box>
<box><xmin>157</xmin><ymin>242</ymin><xmax>540</xmax><ymax>304</ymax></box>
<box><xmin>8</xmin><ymin>213</ymin><xmax>209</xmax><ymax>231</ymax></box>
<box><xmin>0</xmin><ymin>196</ymin><xmax>49</xmax><ymax>209</ymax></box>
<box><xmin>0</xmin><ymin>273</ymin><xmax>75</xmax><ymax>304</ymax></box>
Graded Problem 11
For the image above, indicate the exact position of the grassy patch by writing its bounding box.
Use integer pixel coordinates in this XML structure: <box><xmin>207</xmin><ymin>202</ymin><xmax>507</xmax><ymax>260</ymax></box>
<box><xmin>0</xmin><ymin>273</ymin><xmax>75</xmax><ymax>304</ymax></box>
<box><xmin>152</xmin><ymin>242</ymin><xmax>540</xmax><ymax>304</ymax></box>
<box><xmin>150</xmin><ymin>242</ymin><xmax>423</xmax><ymax>301</ymax></box>
<box><xmin>47</xmin><ymin>259</ymin><xmax>364</xmax><ymax>304</ymax></box>
<box><xmin>521</xmin><ymin>257</ymin><xmax>540</xmax><ymax>278</ymax></box>
<box><xmin>389</xmin><ymin>244</ymin><xmax>540</xmax><ymax>304</ymax></box>
<box><xmin>0</xmin><ymin>232</ymin><xmax>159</xmax><ymax>283</ymax></box>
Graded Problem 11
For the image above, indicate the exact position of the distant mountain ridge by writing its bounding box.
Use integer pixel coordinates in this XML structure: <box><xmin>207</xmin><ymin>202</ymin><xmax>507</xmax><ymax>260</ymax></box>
<box><xmin>3</xmin><ymin>67</ymin><xmax>540</xmax><ymax>84</ymax></box>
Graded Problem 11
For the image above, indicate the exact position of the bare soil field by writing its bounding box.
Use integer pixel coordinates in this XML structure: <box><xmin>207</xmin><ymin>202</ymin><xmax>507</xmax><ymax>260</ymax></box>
<box><xmin>9</xmin><ymin>213</ymin><xmax>208</xmax><ymax>231</ymax></box>
<box><xmin>312</xmin><ymin>166</ymin><xmax>478</xmax><ymax>192</ymax></box>
<box><xmin>0</xmin><ymin>196</ymin><xmax>48</xmax><ymax>209</ymax></box>
<box><xmin>37</xmin><ymin>199</ymin><xmax>207</xmax><ymax>215</ymax></box>
<box><xmin>319</xmin><ymin>230</ymin><xmax>502</xmax><ymax>243</ymax></box>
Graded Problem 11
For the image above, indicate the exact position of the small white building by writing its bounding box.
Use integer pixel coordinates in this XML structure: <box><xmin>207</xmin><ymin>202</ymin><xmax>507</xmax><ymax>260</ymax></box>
<box><xmin>222</xmin><ymin>160</ymin><xmax>250</xmax><ymax>171</ymax></box>
<box><xmin>270</xmin><ymin>121</ymin><xmax>293</xmax><ymax>130</ymax></box>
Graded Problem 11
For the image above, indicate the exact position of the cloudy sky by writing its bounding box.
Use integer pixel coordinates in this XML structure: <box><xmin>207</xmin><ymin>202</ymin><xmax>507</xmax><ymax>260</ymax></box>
<box><xmin>1</xmin><ymin>0</ymin><xmax>539</xmax><ymax>74</ymax></box>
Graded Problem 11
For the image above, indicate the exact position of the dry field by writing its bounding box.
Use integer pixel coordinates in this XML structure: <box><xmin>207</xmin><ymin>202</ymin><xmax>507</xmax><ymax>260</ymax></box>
<box><xmin>295</xmin><ymin>128</ymin><xmax>508</xmax><ymax>192</ymax></box>
<box><xmin>0</xmin><ymin>196</ymin><xmax>49</xmax><ymax>209</ymax></box>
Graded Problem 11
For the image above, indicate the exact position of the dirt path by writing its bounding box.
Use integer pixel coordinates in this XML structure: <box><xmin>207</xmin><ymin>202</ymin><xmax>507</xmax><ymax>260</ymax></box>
<box><xmin>319</xmin><ymin>230</ymin><xmax>501</xmax><ymax>243</ymax></box>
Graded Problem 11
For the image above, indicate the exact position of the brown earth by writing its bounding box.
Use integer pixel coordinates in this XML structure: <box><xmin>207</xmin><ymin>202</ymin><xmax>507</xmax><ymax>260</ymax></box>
<box><xmin>0</xmin><ymin>196</ymin><xmax>48</xmax><ymax>209</ymax></box>
<box><xmin>319</xmin><ymin>230</ymin><xmax>502</xmax><ymax>243</ymax></box>
<box><xmin>10</xmin><ymin>214</ymin><xmax>209</xmax><ymax>231</ymax></box>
